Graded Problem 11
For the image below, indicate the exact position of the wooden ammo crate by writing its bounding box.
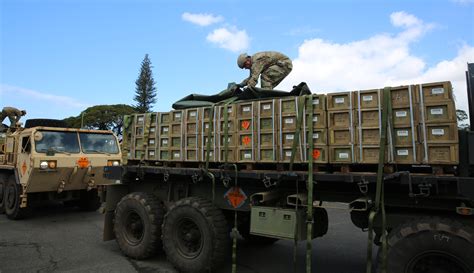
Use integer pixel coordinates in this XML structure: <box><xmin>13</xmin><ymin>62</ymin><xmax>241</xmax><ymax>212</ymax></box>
<box><xmin>281</xmin><ymin>131</ymin><xmax>304</xmax><ymax>148</ymax></box>
<box><xmin>304</xmin><ymin>129</ymin><xmax>328</xmax><ymax>146</ymax></box>
<box><xmin>279</xmin><ymin>97</ymin><xmax>299</xmax><ymax>115</ymax></box>
<box><xmin>170</xmin><ymin>149</ymin><xmax>184</xmax><ymax>161</ymax></box>
<box><xmin>329</xmin><ymin>146</ymin><xmax>354</xmax><ymax>164</ymax></box>
<box><xmin>147</xmin><ymin>149</ymin><xmax>157</xmax><ymax>160</ymax></box>
<box><xmin>417</xmin><ymin>81</ymin><xmax>453</xmax><ymax>103</ymax></box>
<box><xmin>393</xmin><ymin>146</ymin><xmax>419</xmax><ymax>164</ymax></box>
<box><xmin>305</xmin><ymin>94</ymin><xmax>327</xmax><ymax>111</ymax></box>
<box><xmin>328</xmin><ymin>110</ymin><xmax>354</xmax><ymax>128</ymax></box>
<box><xmin>422</xmin><ymin>123</ymin><xmax>458</xmax><ymax>144</ymax></box>
<box><xmin>393</xmin><ymin>107</ymin><xmax>418</xmax><ymax>127</ymax></box>
<box><xmin>257</xmin><ymin>99</ymin><xmax>278</xmax><ymax>117</ymax></box>
<box><xmin>354</xmin><ymin>89</ymin><xmax>381</xmax><ymax>109</ymax></box>
<box><xmin>422</xmin><ymin>101</ymin><xmax>456</xmax><ymax>124</ymax></box>
<box><xmin>219</xmin><ymin>147</ymin><xmax>237</xmax><ymax>162</ymax></box>
<box><xmin>391</xmin><ymin>85</ymin><xmax>416</xmax><ymax>108</ymax></box>
<box><xmin>218</xmin><ymin>104</ymin><xmax>236</xmax><ymax>119</ymax></box>
<box><xmin>304</xmin><ymin>111</ymin><xmax>327</xmax><ymax>129</ymax></box>
<box><xmin>392</xmin><ymin>127</ymin><xmax>417</xmax><ymax>146</ymax></box>
<box><xmin>356</xmin><ymin>145</ymin><xmax>390</xmax><ymax>164</ymax></box>
<box><xmin>170</xmin><ymin>110</ymin><xmax>184</xmax><ymax>123</ymax></box>
<box><xmin>424</xmin><ymin>144</ymin><xmax>459</xmax><ymax>164</ymax></box>
<box><xmin>327</xmin><ymin>92</ymin><xmax>353</xmax><ymax>110</ymax></box>
<box><xmin>257</xmin><ymin>131</ymin><xmax>277</xmax><ymax>162</ymax></box>
<box><xmin>356</xmin><ymin>127</ymin><xmax>380</xmax><ymax>145</ymax></box>
<box><xmin>236</xmin><ymin>101</ymin><xmax>255</xmax><ymax>118</ymax></box>
<box><xmin>200</xmin><ymin>135</ymin><xmax>217</xmax><ymax>162</ymax></box>
<box><xmin>237</xmin><ymin>148</ymin><xmax>255</xmax><ymax>162</ymax></box>
<box><xmin>280</xmin><ymin>115</ymin><xmax>298</xmax><ymax>131</ymax></box>
<box><xmin>257</xmin><ymin>146</ymin><xmax>277</xmax><ymax>162</ymax></box>
<box><xmin>185</xmin><ymin>108</ymin><xmax>199</xmax><ymax>122</ymax></box>
<box><xmin>329</xmin><ymin>128</ymin><xmax>353</xmax><ymax>146</ymax></box>
<box><xmin>185</xmin><ymin>149</ymin><xmax>200</xmax><ymax>161</ymax></box>
<box><xmin>356</xmin><ymin>109</ymin><xmax>381</xmax><ymax>128</ymax></box>
<box><xmin>279</xmin><ymin>148</ymin><xmax>304</xmax><ymax>163</ymax></box>
<box><xmin>305</xmin><ymin>145</ymin><xmax>328</xmax><ymax>163</ymax></box>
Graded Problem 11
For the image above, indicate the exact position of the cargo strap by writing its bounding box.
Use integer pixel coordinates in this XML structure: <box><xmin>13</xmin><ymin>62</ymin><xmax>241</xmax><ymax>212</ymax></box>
<box><xmin>366</xmin><ymin>87</ymin><xmax>390</xmax><ymax>273</ymax></box>
<box><xmin>142</xmin><ymin>113</ymin><xmax>153</xmax><ymax>161</ymax></box>
<box><xmin>289</xmin><ymin>95</ymin><xmax>306</xmax><ymax>171</ymax></box>
<box><xmin>122</xmin><ymin>115</ymin><xmax>133</xmax><ymax>164</ymax></box>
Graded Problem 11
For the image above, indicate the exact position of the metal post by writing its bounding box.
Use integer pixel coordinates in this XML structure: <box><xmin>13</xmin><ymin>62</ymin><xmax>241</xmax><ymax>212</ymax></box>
<box><xmin>466</xmin><ymin>63</ymin><xmax>474</xmax><ymax>131</ymax></box>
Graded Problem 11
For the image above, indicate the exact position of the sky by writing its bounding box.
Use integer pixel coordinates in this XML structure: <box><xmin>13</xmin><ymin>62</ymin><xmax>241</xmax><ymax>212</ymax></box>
<box><xmin>1</xmin><ymin>0</ymin><xmax>473</xmax><ymax>121</ymax></box>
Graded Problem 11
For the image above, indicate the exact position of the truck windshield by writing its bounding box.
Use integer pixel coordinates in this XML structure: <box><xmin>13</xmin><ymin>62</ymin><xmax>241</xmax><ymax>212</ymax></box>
<box><xmin>79</xmin><ymin>133</ymin><xmax>119</xmax><ymax>154</ymax></box>
<box><xmin>35</xmin><ymin>131</ymin><xmax>80</xmax><ymax>153</ymax></box>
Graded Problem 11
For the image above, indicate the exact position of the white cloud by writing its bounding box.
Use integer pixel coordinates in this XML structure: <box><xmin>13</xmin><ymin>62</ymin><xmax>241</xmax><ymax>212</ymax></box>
<box><xmin>206</xmin><ymin>27</ymin><xmax>250</xmax><ymax>52</ymax></box>
<box><xmin>182</xmin><ymin>12</ymin><xmax>223</xmax><ymax>27</ymax></box>
<box><xmin>0</xmin><ymin>84</ymin><xmax>89</xmax><ymax>109</ymax></box>
<box><xmin>280</xmin><ymin>11</ymin><xmax>473</xmax><ymax>115</ymax></box>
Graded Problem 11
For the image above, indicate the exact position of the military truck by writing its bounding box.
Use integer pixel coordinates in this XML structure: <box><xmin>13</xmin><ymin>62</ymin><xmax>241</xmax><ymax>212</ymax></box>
<box><xmin>0</xmin><ymin>119</ymin><xmax>122</xmax><ymax>219</ymax></box>
<box><xmin>102</xmin><ymin>64</ymin><xmax>474</xmax><ymax>273</ymax></box>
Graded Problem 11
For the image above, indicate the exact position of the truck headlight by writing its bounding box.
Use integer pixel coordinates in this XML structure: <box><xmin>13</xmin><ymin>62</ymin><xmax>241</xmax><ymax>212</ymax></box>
<box><xmin>40</xmin><ymin>161</ymin><xmax>48</xmax><ymax>169</ymax></box>
<box><xmin>107</xmin><ymin>160</ymin><xmax>120</xmax><ymax>166</ymax></box>
<box><xmin>40</xmin><ymin>160</ymin><xmax>57</xmax><ymax>169</ymax></box>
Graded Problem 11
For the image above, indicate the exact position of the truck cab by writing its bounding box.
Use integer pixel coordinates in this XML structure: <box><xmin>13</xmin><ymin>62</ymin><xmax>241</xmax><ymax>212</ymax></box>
<box><xmin>0</xmin><ymin>125</ymin><xmax>122</xmax><ymax>219</ymax></box>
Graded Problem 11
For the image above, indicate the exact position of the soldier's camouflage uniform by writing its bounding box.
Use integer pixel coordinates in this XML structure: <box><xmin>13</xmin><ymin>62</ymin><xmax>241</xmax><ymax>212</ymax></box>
<box><xmin>240</xmin><ymin>51</ymin><xmax>293</xmax><ymax>90</ymax></box>
<box><xmin>0</xmin><ymin>107</ymin><xmax>24</xmax><ymax>128</ymax></box>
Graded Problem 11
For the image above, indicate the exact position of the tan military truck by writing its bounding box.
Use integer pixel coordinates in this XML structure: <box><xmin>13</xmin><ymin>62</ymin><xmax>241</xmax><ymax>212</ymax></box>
<box><xmin>0</xmin><ymin>119</ymin><xmax>122</xmax><ymax>219</ymax></box>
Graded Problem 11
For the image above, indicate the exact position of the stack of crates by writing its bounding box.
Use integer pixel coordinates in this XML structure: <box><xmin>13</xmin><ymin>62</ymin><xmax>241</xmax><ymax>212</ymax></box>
<box><xmin>390</xmin><ymin>85</ymin><xmax>419</xmax><ymax>164</ymax></box>
<box><xmin>158</xmin><ymin>112</ymin><xmax>170</xmax><ymax>160</ymax></box>
<box><xmin>256</xmin><ymin>99</ymin><xmax>278</xmax><ymax>162</ymax></box>
<box><xmin>200</xmin><ymin>107</ymin><xmax>217</xmax><ymax>162</ymax></box>
<box><xmin>327</xmin><ymin>91</ymin><xmax>355</xmax><ymax>164</ymax></box>
<box><xmin>169</xmin><ymin>110</ymin><xmax>184</xmax><ymax>161</ymax></box>
<box><xmin>236</xmin><ymin>101</ymin><xmax>256</xmax><ymax>162</ymax></box>
<box><xmin>303</xmin><ymin>94</ymin><xmax>328</xmax><ymax>163</ymax></box>
<box><xmin>184</xmin><ymin>108</ymin><xmax>200</xmax><ymax>161</ymax></box>
<box><xmin>218</xmin><ymin>104</ymin><xmax>237</xmax><ymax>162</ymax></box>
<box><xmin>417</xmin><ymin>82</ymin><xmax>459</xmax><ymax>164</ymax></box>
<box><xmin>279</xmin><ymin>97</ymin><xmax>304</xmax><ymax>163</ymax></box>
<box><xmin>354</xmin><ymin>89</ymin><xmax>383</xmax><ymax>163</ymax></box>
<box><xmin>128</xmin><ymin>113</ymin><xmax>159</xmax><ymax>161</ymax></box>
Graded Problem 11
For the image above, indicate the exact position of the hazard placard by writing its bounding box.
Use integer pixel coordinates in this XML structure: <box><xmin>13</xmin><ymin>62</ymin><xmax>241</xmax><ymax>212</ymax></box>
<box><xmin>77</xmin><ymin>157</ymin><xmax>90</xmax><ymax>168</ymax></box>
<box><xmin>224</xmin><ymin>186</ymin><xmax>248</xmax><ymax>208</ymax></box>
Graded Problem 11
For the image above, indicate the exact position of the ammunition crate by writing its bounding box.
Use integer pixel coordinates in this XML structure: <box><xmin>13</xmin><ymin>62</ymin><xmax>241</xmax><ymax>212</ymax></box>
<box><xmin>280</xmin><ymin>147</ymin><xmax>303</xmax><ymax>163</ymax></box>
<box><xmin>424</xmin><ymin>144</ymin><xmax>459</xmax><ymax>164</ymax></box>
<box><xmin>257</xmin><ymin>146</ymin><xmax>277</xmax><ymax>162</ymax></box>
<box><xmin>238</xmin><ymin>148</ymin><xmax>255</xmax><ymax>162</ymax></box>
<box><xmin>356</xmin><ymin>145</ymin><xmax>389</xmax><ymax>164</ymax></box>
<box><xmin>159</xmin><ymin>124</ymin><xmax>170</xmax><ymax>136</ymax></box>
<box><xmin>219</xmin><ymin>133</ymin><xmax>237</xmax><ymax>147</ymax></box>
<box><xmin>185</xmin><ymin>149</ymin><xmax>199</xmax><ymax>161</ymax></box>
<box><xmin>159</xmin><ymin>149</ymin><xmax>170</xmax><ymax>161</ymax></box>
<box><xmin>329</xmin><ymin>128</ymin><xmax>353</xmax><ymax>145</ymax></box>
<box><xmin>304</xmin><ymin>129</ymin><xmax>328</xmax><ymax>146</ymax></box>
<box><xmin>305</xmin><ymin>145</ymin><xmax>328</xmax><ymax>163</ymax></box>
<box><xmin>356</xmin><ymin>109</ymin><xmax>381</xmax><ymax>127</ymax></box>
<box><xmin>281</xmin><ymin>131</ymin><xmax>303</xmax><ymax>147</ymax></box>
<box><xmin>327</xmin><ymin>92</ymin><xmax>353</xmax><ymax>110</ymax></box>
<box><xmin>159</xmin><ymin>112</ymin><xmax>170</xmax><ymax>124</ymax></box>
<box><xmin>422</xmin><ymin>123</ymin><xmax>458</xmax><ymax>143</ymax></box>
<box><xmin>237</xmin><ymin>117</ymin><xmax>255</xmax><ymax>133</ymax></box>
<box><xmin>393</xmin><ymin>127</ymin><xmax>416</xmax><ymax>146</ymax></box>
<box><xmin>329</xmin><ymin>146</ymin><xmax>354</xmax><ymax>164</ymax></box>
<box><xmin>238</xmin><ymin>133</ymin><xmax>255</xmax><ymax>148</ymax></box>
<box><xmin>185</xmin><ymin>135</ymin><xmax>199</xmax><ymax>149</ymax></box>
<box><xmin>202</xmin><ymin>107</ymin><xmax>215</xmax><ymax>120</ymax></box>
<box><xmin>356</xmin><ymin>127</ymin><xmax>380</xmax><ymax>145</ymax></box>
<box><xmin>280</xmin><ymin>97</ymin><xmax>298</xmax><ymax>114</ymax></box>
<box><xmin>280</xmin><ymin>115</ymin><xmax>298</xmax><ymax>131</ymax></box>
<box><xmin>328</xmin><ymin>110</ymin><xmax>354</xmax><ymax>128</ymax></box>
<box><xmin>201</xmin><ymin>136</ymin><xmax>216</xmax><ymax>162</ymax></box>
<box><xmin>170</xmin><ymin>123</ymin><xmax>183</xmax><ymax>136</ymax></box>
<box><xmin>391</xmin><ymin>85</ymin><xmax>416</xmax><ymax>108</ymax></box>
<box><xmin>257</xmin><ymin>99</ymin><xmax>278</xmax><ymax>117</ymax></box>
<box><xmin>185</xmin><ymin>108</ymin><xmax>199</xmax><ymax>122</ymax></box>
<box><xmin>218</xmin><ymin>104</ymin><xmax>236</xmax><ymax>119</ymax></box>
<box><xmin>422</xmin><ymin>101</ymin><xmax>456</xmax><ymax>124</ymax></box>
<box><xmin>237</xmin><ymin>101</ymin><xmax>255</xmax><ymax>118</ymax></box>
<box><xmin>170</xmin><ymin>149</ymin><xmax>183</xmax><ymax>161</ymax></box>
<box><xmin>393</xmin><ymin>146</ymin><xmax>419</xmax><ymax>164</ymax></box>
<box><xmin>258</xmin><ymin>117</ymin><xmax>277</xmax><ymax>131</ymax></box>
<box><xmin>305</xmin><ymin>94</ymin><xmax>327</xmax><ymax>111</ymax></box>
<box><xmin>304</xmin><ymin>111</ymin><xmax>327</xmax><ymax>129</ymax></box>
<box><xmin>219</xmin><ymin>147</ymin><xmax>237</xmax><ymax>162</ymax></box>
<box><xmin>200</xmin><ymin>148</ymin><xmax>216</xmax><ymax>162</ymax></box>
<box><xmin>185</xmin><ymin>122</ymin><xmax>199</xmax><ymax>134</ymax></box>
<box><xmin>201</xmin><ymin>120</ymin><xmax>216</xmax><ymax>134</ymax></box>
<box><xmin>258</xmin><ymin>131</ymin><xmax>277</xmax><ymax>147</ymax></box>
<box><xmin>147</xmin><ymin>149</ymin><xmax>157</xmax><ymax>160</ymax></box>
<box><xmin>354</xmin><ymin>89</ymin><xmax>381</xmax><ymax>109</ymax></box>
<box><xmin>170</xmin><ymin>110</ymin><xmax>184</xmax><ymax>123</ymax></box>
<box><xmin>417</xmin><ymin>81</ymin><xmax>453</xmax><ymax>103</ymax></box>
<box><xmin>218</xmin><ymin>119</ymin><xmax>236</xmax><ymax>133</ymax></box>
<box><xmin>393</xmin><ymin>107</ymin><xmax>417</xmax><ymax>126</ymax></box>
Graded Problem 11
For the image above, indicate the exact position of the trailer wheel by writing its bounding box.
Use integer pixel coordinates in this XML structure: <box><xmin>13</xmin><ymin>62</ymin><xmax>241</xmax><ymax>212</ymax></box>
<box><xmin>0</xmin><ymin>175</ymin><xmax>6</xmax><ymax>214</ymax></box>
<box><xmin>114</xmin><ymin>192</ymin><xmax>164</xmax><ymax>259</ymax></box>
<box><xmin>4</xmin><ymin>176</ymin><xmax>31</xmax><ymax>220</ymax></box>
<box><xmin>378</xmin><ymin>217</ymin><xmax>474</xmax><ymax>273</ymax></box>
<box><xmin>162</xmin><ymin>197</ymin><xmax>230</xmax><ymax>273</ymax></box>
<box><xmin>78</xmin><ymin>189</ymin><xmax>101</xmax><ymax>211</ymax></box>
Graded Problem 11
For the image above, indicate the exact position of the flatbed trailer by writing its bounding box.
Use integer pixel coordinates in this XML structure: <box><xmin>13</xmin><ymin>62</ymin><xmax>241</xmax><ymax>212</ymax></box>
<box><xmin>102</xmin><ymin>64</ymin><xmax>474</xmax><ymax>273</ymax></box>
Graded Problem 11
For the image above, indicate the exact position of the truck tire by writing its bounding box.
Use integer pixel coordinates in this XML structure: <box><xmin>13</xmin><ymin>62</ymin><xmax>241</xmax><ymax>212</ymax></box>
<box><xmin>0</xmin><ymin>175</ymin><xmax>6</xmax><ymax>214</ymax></box>
<box><xmin>114</xmin><ymin>192</ymin><xmax>164</xmax><ymax>259</ymax></box>
<box><xmin>4</xmin><ymin>176</ymin><xmax>31</xmax><ymax>220</ymax></box>
<box><xmin>78</xmin><ymin>189</ymin><xmax>101</xmax><ymax>211</ymax></box>
<box><xmin>378</xmin><ymin>217</ymin><xmax>474</xmax><ymax>273</ymax></box>
<box><xmin>24</xmin><ymin>119</ymin><xmax>68</xmax><ymax>128</ymax></box>
<box><xmin>162</xmin><ymin>197</ymin><xmax>230</xmax><ymax>273</ymax></box>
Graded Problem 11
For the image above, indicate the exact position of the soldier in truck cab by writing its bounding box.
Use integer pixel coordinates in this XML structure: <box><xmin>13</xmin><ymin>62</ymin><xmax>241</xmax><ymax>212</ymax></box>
<box><xmin>237</xmin><ymin>51</ymin><xmax>293</xmax><ymax>90</ymax></box>
<box><xmin>0</xmin><ymin>106</ymin><xmax>27</xmax><ymax>130</ymax></box>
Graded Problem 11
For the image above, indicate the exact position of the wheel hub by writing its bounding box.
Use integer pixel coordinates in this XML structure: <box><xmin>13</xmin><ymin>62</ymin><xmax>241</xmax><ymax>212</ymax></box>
<box><xmin>176</xmin><ymin>218</ymin><xmax>203</xmax><ymax>258</ymax></box>
<box><xmin>407</xmin><ymin>251</ymin><xmax>470</xmax><ymax>273</ymax></box>
<box><xmin>124</xmin><ymin>211</ymin><xmax>145</xmax><ymax>245</ymax></box>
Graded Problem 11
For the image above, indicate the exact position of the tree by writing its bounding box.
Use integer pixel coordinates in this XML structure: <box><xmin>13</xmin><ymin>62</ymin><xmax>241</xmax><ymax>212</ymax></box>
<box><xmin>456</xmin><ymin>109</ymin><xmax>469</xmax><ymax>130</ymax></box>
<box><xmin>134</xmin><ymin>54</ymin><xmax>157</xmax><ymax>113</ymax></box>
<box><xmin>63</xmin><ymin>104</ymin><xmax>136</xmax><ymax>138</ymax></box>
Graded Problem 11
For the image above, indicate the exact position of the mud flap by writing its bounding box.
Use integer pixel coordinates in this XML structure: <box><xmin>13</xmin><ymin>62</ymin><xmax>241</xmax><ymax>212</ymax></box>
<box><xmin>103</xmin><ymin>184</ymin><xmax>129</xmax><ymax>241</ymax></box>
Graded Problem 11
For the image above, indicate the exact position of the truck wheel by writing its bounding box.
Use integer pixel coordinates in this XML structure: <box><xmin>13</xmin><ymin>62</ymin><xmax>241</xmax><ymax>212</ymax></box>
<box><xmin>378</xmin><ymin>217</ymin><xmax>474</xmax><ymax>273</ymax></box>
<box><xmin>78</xmin><ymin>189</ymin><xmax>101</xmax><ymax>211</ymax></box>
<box><xmin>4</xmin><ymin>176</ymin><xmax>31</xmax><ymax>220</ymax></box>
<box><xmin>162</xmin><ymin>197</ymin><xmax>230</xmax><ymax>273</ymax></box>
<box><xmin>0</xmin><ymin>175</ymin><xmax>6</xmax><ymax>214</ymax></box>
<box><xmin>114</xmin><ymin>192</ymin><xmax>164</xmax><ymax>259</ymax></box>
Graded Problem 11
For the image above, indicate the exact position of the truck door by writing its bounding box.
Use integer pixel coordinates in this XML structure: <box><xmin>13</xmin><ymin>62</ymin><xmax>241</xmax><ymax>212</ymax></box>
<box><xmin>16</xmin><ymin>133</ymin><xmax>32</xmax><ymax>186</ymax></box>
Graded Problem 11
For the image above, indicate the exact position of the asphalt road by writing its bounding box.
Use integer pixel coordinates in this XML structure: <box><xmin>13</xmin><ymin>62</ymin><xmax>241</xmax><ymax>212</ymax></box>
<box><xmin>0</xmin><ymin>204</ymin><xmax>373</xmax><ymax>273</ymax></box>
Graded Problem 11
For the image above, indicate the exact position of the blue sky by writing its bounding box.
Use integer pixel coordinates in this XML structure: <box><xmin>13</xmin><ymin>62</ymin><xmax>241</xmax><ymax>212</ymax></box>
<box><xmin>1</xmin><ymin>0</ymin><xmax>473</xmax><ymax>120</ymax></box>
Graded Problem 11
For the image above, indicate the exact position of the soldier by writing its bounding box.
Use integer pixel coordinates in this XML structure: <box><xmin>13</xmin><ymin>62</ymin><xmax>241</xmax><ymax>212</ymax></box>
<box><xmin>237</xmin><ymin>51</ymin><xmax>293</xmax><ymax>90</ymax></box>
<box><xmin>0</xmin><ymin>107</ymin><xmax>27</xmax><ymax>129</ymax></box>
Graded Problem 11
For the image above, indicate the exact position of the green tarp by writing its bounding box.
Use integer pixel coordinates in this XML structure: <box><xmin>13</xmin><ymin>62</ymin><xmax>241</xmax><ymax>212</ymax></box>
<box><xmin>172</xmin><ymin>82</ymin><xmax>312</xmax><ymax>109</ymax></box>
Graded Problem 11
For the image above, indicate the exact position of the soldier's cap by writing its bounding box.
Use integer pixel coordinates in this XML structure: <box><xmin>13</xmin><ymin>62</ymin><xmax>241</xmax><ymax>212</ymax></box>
<box><xmin>21</xmin><ymin>110</ymin><xmax>26</xmax><ymax>115</ymax></box>
<box><xmin>237</xmin><ymin>53</ymin><xmax>249</xmax><ymax>68</ymax></box>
